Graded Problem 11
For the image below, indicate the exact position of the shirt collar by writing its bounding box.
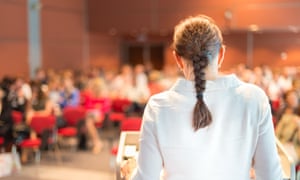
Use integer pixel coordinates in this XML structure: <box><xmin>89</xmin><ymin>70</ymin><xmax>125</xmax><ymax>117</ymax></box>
<box><xmin>170</xmin><ymin>74</ymin><xmax>243</xmax><ymax>93</ymax></box>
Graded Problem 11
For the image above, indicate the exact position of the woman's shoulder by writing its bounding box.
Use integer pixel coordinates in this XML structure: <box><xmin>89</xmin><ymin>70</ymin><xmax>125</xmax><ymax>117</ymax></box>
<box><xmin>146</xmin><ymin>90</ymin><xmax>176</xmax><ymax>108</ymax></box>
<box><xmin>237</xmin><ymin>80</ymin><xmax>268</xmax><ymax>99</ymax></box>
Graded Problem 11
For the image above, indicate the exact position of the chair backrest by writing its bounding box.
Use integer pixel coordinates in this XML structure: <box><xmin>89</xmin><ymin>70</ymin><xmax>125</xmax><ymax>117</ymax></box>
<box><xmin>120</xmin><ymin>117</ymin><xmax>142</xmax><ymax>131</ymax></box>
<box><xmin>111</xmin><ymin>98</ymin><xmax>132</xmax><ymax>113</ymax></box>
<box><xmin>30</xmin><ymin>115</ymin><xmax>56</xmax><ymax>135</ymax></box>
<box><xmin>63</xmin><ymin>106</ymin><xmax>86</xmax><ymax>126</ymax></box>
<box><xmin>0</xmin><ymin>137</ymin><xmax>4</xmax><ymax>145</ymax></box>
<box><xmin>11</xmin><ymin>110</ymin><xmax>23</xmax><ymax>125</ymax></box>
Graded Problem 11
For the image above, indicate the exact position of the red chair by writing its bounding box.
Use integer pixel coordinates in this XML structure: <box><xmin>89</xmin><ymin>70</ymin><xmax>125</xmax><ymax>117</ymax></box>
<box><xmin>63</xmin><ymin>106</ymin><xmax>86</xmax><ymax>127</ymax></box>
<box><xmin>57</xmin><ymin>106</ymin><xmax>86</xmax><ymax>150</ymax></box>
<box><xmin>19</xmin><ymin>115</ymin><xmax>56</xmax><ymax>163</ymax></box>
<box><xmin>108</xmin><ymin>98</ymin><xmax>132</xmax><ymax>122</ymax></box>
<box><xmin>58</xmin><ymin>106</ymin><xmax>86</xmax><ymax>137</ymax></box>
<box><xmin>110</xmin><ymin>117</ymin><xmax>142</xmax><ymax>162</ymax></box>
<box><xmin>120</xmin><ymin>117</ymin><xmax>142</xmax><ymax>131</ymax></box>
<box><xmin>111</xmin><ymin>98</ymin><xmax>132</xmax><ymax>113</ymax></box>
<box><xmin>0</xmin><ymin>137</ymin><xmax>4</xmax><ymax>146</ymax></box>
<box><xmin>0</xmin><ymin>137</ymin><xmax>4</xmax><ymax>152</ymax></box>
<box><xmin>0</xmin><ymin>137</ymin><xmax>3</xmax><ymax>145</ymax></box>
<box><xmin>11</xmin><ymin>110</ymin><xmax>23</xmax><ymax>125</ymax></box>
<box><xmin>84</xmin><ymin>97</ymin><xmax>110</xmax><ymax>128</ymax></box>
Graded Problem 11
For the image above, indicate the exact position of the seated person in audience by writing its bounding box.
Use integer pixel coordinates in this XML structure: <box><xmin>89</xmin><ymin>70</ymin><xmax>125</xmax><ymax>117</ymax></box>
<box><xmin>125</xmin><ymin>64</ymin><xmax>150</xmax><ymax>116</ymax></box>
<box><xmin>8</xmin><ymin>77</ymin><xmax>28</xmax><ymax>115</ymax></box>
<box><xmin>0</xmin><ymin>85</ymin><xmax>14</xmax><ymax>150</ymax></box>
<box><xmin>81</xmin><ymin>78</ymin><xmax>108</xmax><ymax>154</ymax></box>
<box><xmin>59</xmin><ymin>76</ymin><xmax>80</xmax><ymax>109</ymax></box>
<box><xmin>276</xmin><ymin>89</ymin><xmax>300</xmax><ymax>124</ymax></box>
<box><xmin>22</xmin><ymin>82</ymin><xmax>63</xmax><ymax>163</ymax></box>
<box><xmin>110</xmin><ymin>64</ymin><xmax>134</xmax><ymax>99</ymax></box>
<box><xmin>1</xmin><ymin>76</ymin><xmax>31</xmax><ymax>147</ymax></box>
<box><xmin>26</xmin><ymin>82</ymin><xmax>63</xmax><ymax>127</ymax></box>
<box><xmin>275</xmin><ymin>89</ymin><xmax>300</xmax><ymax>162</ymax></box>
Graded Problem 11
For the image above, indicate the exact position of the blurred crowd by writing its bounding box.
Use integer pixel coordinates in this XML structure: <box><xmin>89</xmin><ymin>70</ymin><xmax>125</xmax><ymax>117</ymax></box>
<box><xmin>231</xmin><ymin>64</ymin><xmax>300</xmax><ymax>165</ymax></box>
<box><xmin>1</xmin><ymin>62</ymin><xmax>300</xmax><ymax>164</ymax></box>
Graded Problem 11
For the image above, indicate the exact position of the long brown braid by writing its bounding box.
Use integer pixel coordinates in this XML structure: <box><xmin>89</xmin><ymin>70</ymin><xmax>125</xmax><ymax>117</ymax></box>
<box><xmin>173</xmin><ymin>15</ymin><xmax>223</xmax><ymax>130</ymax></box>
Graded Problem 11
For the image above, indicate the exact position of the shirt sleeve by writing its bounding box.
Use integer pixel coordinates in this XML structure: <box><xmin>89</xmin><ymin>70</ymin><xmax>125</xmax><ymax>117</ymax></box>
<box><xmin>131</xmin><ymin>102</ymin><xmax>163</xmax><ymax>180</ymax></box>
<box><xmin>253</xmin><ymin>95</ymin><xmax>283</xmax><ymax>180</ymax></box>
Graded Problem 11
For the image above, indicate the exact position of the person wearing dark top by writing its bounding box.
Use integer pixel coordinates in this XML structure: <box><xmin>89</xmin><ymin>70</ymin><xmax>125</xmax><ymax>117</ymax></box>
<box><xmin>276</xmin><ymin>89</ymin><xmax>300</xmax><ymax>124</ymax></box>
<box><xmin>0</xmin><ymin>86</ymin><xmax>13</xmax><ymax>150</ymax></box>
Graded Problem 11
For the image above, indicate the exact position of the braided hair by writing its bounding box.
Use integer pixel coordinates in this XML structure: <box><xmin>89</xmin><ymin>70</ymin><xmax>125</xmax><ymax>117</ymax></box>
<box><xmin>173</xmin><ymin>15</ymin><xmax>223</xmax><ymax>131</ymax></box>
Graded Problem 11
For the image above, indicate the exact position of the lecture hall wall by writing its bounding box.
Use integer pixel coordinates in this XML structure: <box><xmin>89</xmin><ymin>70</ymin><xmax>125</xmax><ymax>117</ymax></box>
<box><xmin>0</xmin><ymin>0</ymin><xmax>299</xmax><ymax>79</ymax></box>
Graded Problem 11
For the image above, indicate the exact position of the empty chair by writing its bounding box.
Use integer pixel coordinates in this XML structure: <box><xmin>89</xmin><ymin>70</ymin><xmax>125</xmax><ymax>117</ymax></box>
<box><xmin>0</xmin><ymin>137</ymin><xmax>4</xmax><ymax>151</ymax></box>
<box><xmin>19</xmin><ymin>115</ymin><xmax>56</xmax><ymax>163</ymax></box>
<box><xmin>108</xmin><ymin>98</ymin><xmax>132</xmax><ymax>122</ymax></box>
<box><xmin>120</xmin><ymin>117</ymin><xmax>142</xmax><ymax>131</ymax></box>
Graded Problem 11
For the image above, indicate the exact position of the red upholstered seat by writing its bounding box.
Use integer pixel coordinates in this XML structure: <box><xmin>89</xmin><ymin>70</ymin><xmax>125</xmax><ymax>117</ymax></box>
<box><xmin>11</xmin><ymin>110</ymin><xmax>23</xmax><ymax>125</ymax></box>
<box><xmin>109</xmin><ymin>112</ymin><xmax>126</xmax><ymax>122</ymax></box>
<box><xmin>19</xmin><ymin>139</ymin><xmax>41</xmax><ymax>148</ymax></box>
<box><xmin>63</xmin><ymin>106</ymin><xmax>86</xmax><ymax>126</ymax></box>
<box><xmin>30</xmin><ymin>115</ymin><xmax>56</xmax><ymax>134</ymax></box>
<box><xmin>18</xmin><ymin>115</ymin><xmax>56</xmax><ymax>163</ymax></box>
<box><xmin>58</xmin><ymin>106</ymin><xmax>86</xmax><ymax>138</ymax></box>
<box><xmin>0</xmin><ymin>137</ymin><xmax>4</xmax><ymax>145</ymax></box>
<box><xmin>111</xmin><ymin>146</ymin><xmax>118</xmax><ymax>156</ymax></box>
<box><xmin>58</xmin><ymin>127</ymin><xmax>77</xmax><ymax>137</ymax></box>
<box><xmin>121</xmin><ymin>117</ymin><xmax>142</xmax><ymax>131</ymax></box>
<box><xmin>111</xmin><ymin>98</ymin><xmax>131</xmax><ymax>113</ymax></box>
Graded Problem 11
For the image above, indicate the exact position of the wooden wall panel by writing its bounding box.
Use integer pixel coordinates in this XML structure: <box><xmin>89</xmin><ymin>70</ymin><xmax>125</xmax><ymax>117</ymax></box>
<box><xmin>88</xmin><ymin>0</ymin><xmax>300</xmax><ymax>33</ymax></box>
<box><xmin>89</xmin><ymin>33</ymin><xmax>120</xmax><ymax>71</ymax></box>
<box><xmin>253</xmin><ymin>32</ymin><xmax>300</xmax><ymax>68</ymax></box>
<box><xmin>234</xmin><ymin>5</ymin><xmax>300</xmax><ymax>30</ymax></box>
<box><xmin>0</xmin><ymin>42</ymin><xmax>29</xmax><ymax>78</ymax></box>
<box><xmin>222</xmin><ymin>33</ymin><xmax>248</xmax><ymax>70</ymax></box>
<box><xmin>41</xmin><ymin>0</ymin><xmax>87</xmax><ymax>71</ymax></box>
<box><xmin>0</xmin><ymin>0</ymin><xmax>28</xmax><ymax>78</ymax></box>
<box><xmin>41</xmin><ymin>0</ymin><xmax>84</xmax><ymax>10</ymax></box>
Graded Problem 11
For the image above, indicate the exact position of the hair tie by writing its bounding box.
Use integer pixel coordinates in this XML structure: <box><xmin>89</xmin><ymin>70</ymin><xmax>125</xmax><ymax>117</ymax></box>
<box><xmin>196</xmin><ymin>93</ymin><xmax>203</xmax><ymax>99</ymax></box>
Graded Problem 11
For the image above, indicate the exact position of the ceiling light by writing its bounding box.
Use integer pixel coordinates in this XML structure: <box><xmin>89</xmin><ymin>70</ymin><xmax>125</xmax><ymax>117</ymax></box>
<box><xmin>249</xmin><ymin>24</ymin><xmax>259</xmax><ymax>32</ymax></box>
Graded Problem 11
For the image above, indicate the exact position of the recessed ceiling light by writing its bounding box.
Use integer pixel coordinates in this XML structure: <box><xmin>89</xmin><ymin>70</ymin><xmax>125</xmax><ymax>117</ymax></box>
<box><xmin>249</xmin><ymin>24</ymin><xmax>259</xmax><ymax>32</ymax></box>
<box><xmin>288</xmin><ymin>25</ymin><xmax>299</xmax><ymax>33</ymax></box>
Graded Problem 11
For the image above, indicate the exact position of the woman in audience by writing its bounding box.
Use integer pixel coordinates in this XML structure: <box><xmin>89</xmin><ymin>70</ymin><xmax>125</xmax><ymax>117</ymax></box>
<box><xmin>110</xmin><ymin>64</ymin><xmax>134</xmax><ymax>99</ymax></box>
<box><xmin>276</xmin><ymin>89</ymin><xmax>300</xmax><ymax>123</ymax></box>
<box><xmin>275</xmin><ymin>89</ymin><xmax>300</xmax><ymax>161</ymax></box>
<box><xmin>126</xmin><ymin>15</ymin><xmax>282</xmax><ymax>180</ymax></box>
<box><xmin>59</xmin><ymin>76</ymin><xmax>80</xmax><ymax>109</ymax></box>
<box><xmin>0</xmin><ymin>85</ymin><xmax>13</xmax><ymax>151</ymax></box>
<box><xmin>81</xmin><ymin>78</ymin><xmax>109</xmax><ymax>154</ymax></box>
<box><xmin>125</xmin><ymin>64</ymin><xmax>150</xmax><ymax>116</ymax></box>
<box><xmin>22</xmin><ymin>82</ymin><xmax>63</xmax><ymax>163</ymax></box>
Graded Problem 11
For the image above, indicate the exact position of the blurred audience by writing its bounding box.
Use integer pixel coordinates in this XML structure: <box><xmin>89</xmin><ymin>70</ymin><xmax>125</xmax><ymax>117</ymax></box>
<box><xmin>3</xmin><ymin>62</ymin><xmax>300</xmax><ymax>165</ymax></box>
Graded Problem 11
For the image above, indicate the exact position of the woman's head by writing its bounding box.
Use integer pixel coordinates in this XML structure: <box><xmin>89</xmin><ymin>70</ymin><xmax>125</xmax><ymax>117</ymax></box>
<box><xmin>173</xmin><ymin>15</ymin><xmax>224</xmax><ymax>130</ymax></box>
<box><xmin>283</xmin><ymin>89</ymin><xmax>299</xmax><ymax>109</ymax></box>
<box><xmin>173</xmin><ymin>15</ymin><xmax>224</xmax><ymax>79</ymax></box>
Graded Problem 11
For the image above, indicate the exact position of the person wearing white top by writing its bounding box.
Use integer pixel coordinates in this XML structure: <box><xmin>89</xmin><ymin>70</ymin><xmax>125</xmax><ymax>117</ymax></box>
<box><xmin>130</xmin><ymin>15</ymin><xmax>282</xmax><ymax>180</ymax></box>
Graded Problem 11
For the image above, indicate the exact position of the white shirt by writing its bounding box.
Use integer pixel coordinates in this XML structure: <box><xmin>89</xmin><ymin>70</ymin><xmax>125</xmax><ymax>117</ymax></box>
<box><xmin>131</xmin><ymin>74</ymin><xmax>282</xmax><ymax>180</ymax></box>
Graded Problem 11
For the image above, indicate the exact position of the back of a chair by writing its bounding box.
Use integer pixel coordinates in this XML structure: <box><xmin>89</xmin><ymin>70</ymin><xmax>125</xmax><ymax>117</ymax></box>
<box><xmin>121</xmin><ymin>117</ymin><xmax>142</xmax><ymax>131</ymax></box>
<box><xmin>11</xmin><ymin>110</ymin><xmax>23</xmax><ymax>125</ymax></box>
<box><xmin>30</xmin><ymin>115</ymin><xmax>56</xmax><ymax>135</ymax></box>
<box><xmin>63</xmin><ymin>106</ymin><xmax>86</xmax><ymax>126</ymax></box>
<box><xmin>91</xmin><ymin>98</ymin><xmax>112</xmax><ymax>114</ymax></box>
<box><xmin>111</xmin><ymin>98</ymin><xmax>132</xmax><ymax>113</ymax></box>
<box><xmin>0</xmin><ymin>137</ymin><xmax>4</xmax><ymax>145</ymax></box>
